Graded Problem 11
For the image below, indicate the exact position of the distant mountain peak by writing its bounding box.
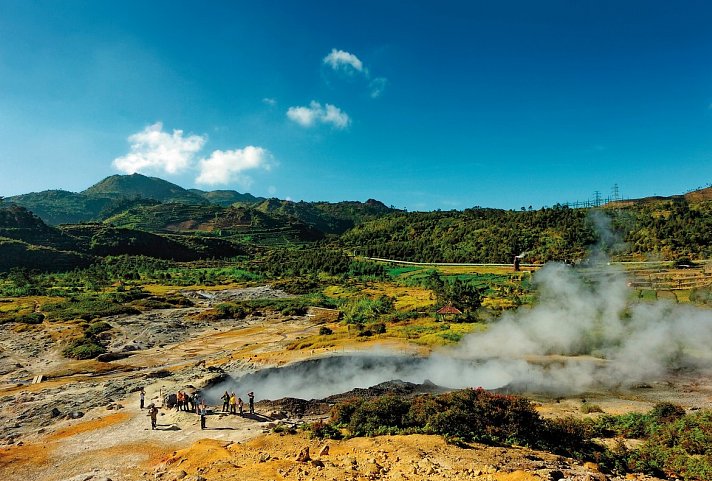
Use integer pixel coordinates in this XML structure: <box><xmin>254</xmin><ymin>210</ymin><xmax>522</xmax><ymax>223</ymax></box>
<box><xmin>83</xmin><ymin>173</ymin><xmax>208</xmax><ymax>205</ymax></box>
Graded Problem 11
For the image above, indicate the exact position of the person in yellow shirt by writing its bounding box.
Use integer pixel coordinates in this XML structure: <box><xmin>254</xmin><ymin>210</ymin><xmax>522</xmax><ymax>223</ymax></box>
<box><xmin>229</xmin><ymin>392</ymin><xmax>237</xmax><ymax>414</ymax></box>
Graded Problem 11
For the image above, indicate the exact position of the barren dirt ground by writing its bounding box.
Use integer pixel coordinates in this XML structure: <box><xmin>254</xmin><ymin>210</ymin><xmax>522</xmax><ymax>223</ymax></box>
<box><xmin>1</xmin><ymin>287</ymin><xmax>708</xmax><ymax>481</ymax></box>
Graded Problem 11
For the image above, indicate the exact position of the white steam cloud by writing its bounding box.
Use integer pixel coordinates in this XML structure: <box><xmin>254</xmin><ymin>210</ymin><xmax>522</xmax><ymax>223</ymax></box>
<box><xmin>286</xmin><ymin>101</ymin><xmax>351</xmax><ymax>129</ymax></box>
<box><xmin>451</xmin><ymin>262</ymin><xmax>712</xmax><ymax>392</ymax></box>
<box><xmin>113</xmin><ymin>122</ymin><xmax>272</xmax><ymax>186</ymax></box>
<box><xmin>210</xmin><ymin>262</ymin><xmax>712</xmax><ymax>402</ymax></box>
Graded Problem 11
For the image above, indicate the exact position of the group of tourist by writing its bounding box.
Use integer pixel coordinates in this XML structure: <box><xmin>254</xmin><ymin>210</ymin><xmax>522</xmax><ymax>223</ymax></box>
<box><xmin>140</xmin><ymin>387</ymin><xmax>255</xmax><ymax>431</ymax></box>
<box><xmin>219</xmin><ymin>390</ymin><xmax>255</xmax><ymax>415</ymax></box>
<box><xmin>173</xmin><ymin>390</ymin><xmax>202</xmax><ymax>412</ymax></box>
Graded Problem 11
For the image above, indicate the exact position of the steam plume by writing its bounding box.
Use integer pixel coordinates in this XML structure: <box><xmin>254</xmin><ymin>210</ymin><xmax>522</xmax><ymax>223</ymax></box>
<box><xmin>208</xmin><ymin>262</ymin><xmax>712</xmax><ymax>402</ymax></box>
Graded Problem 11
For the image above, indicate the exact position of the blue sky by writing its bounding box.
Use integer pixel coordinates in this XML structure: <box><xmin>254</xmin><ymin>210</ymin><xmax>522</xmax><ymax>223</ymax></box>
<box><xmin>1</xmin><ymin>1</ymin><xmax>712</xmax><ymax>211</ymax></box>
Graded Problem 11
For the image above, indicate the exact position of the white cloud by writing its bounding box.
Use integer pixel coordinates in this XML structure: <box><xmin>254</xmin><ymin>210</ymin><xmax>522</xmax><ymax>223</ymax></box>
<box><xmin>196</xmin><ymin>146</ymin><xmax>272</xmax><ymax>186</ymax></box>
<box><xmin>113</xmin><ymin>122</ymin><xmax>274</xmax><ymax>186</ymax></box>
<box><xmin>369</xmin><ymin>77</ymin><xmax>388</xmax><ymax>98</ymax></box>
<box><xmin>262</xmin><ymin>97</ymin><xmax>277</xmax><ymax>106</ymax></box>
<box><xmin>322</xmin><ymin>104</ymin><xmax>350</xmax><ymax>129</ymax></box>
<box><xmin>113</xmin><ymin>122</ymin><xmax>206</xmax><ymax>175</ymax></box>
<box><xmin>286</xmin><ymin>101</ymin><xmax>350</xmax><ymax>129</ymax></box>
<box><xmin>322</xmin><ymin>48</ymin><xmax>388</xmax><ymax>99</ymax></box>
<box><xmin>323</xmin><ymin>48</ymin><xmax>363</xmax><ymax>73</ymax></box>
<box><xmin>286</xmin><ymin>103</ymin><xmax>320</xmax><ymax>127</ymax></box>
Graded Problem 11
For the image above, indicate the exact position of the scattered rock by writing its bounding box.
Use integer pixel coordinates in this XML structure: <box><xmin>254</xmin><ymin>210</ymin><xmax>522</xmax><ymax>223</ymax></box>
<box><xmin>319</xmin><ymin>444</ymin><xmax>329</xmax><ymax>456</ymax></box>
<box><xmin>296</xmin><ymin>446</ymin><xmax>311</xmax><ymax>462</ymax></box>
<box><xmin>50</xmin><ymin>407</ymin><xmax>61</xmax><ymax>418</ymax></box>
<box><xmin>259</xmin><ymin>452</ymin><xmax>271</xmax><ymax>462</ymax></box>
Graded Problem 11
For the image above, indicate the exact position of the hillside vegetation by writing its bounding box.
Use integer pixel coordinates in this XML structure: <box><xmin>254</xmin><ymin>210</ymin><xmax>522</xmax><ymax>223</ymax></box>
<box><xmin>339</xmin><ymin>199</ymin><xmax>712</xmax><ymax>263</ymax></box>
<box><xmin>2</xmin><ymin>176</ymin><xmax>712</xmax><ymax>274</ymax></box>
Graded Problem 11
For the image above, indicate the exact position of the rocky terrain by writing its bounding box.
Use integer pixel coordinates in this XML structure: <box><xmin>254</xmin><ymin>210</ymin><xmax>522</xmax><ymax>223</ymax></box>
<box><xmin>2</xmin><ymin>286</ymin><xmax>710</xmax><ymax>481</ymax></box>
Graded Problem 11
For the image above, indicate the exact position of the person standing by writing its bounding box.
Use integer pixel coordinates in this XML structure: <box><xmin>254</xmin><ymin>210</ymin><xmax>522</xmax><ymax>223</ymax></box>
<box><xmin>139</xmin><ymin>388</ymin><xmax>145</xmax><ymax>410</ymax></box>
<box><xmin>248</xmin><ymin>391</ymin><xmax>255</xmax><ymax>414</ymax></box>
<box><xmin>148</xmin><ymin>404</ymin><xmax>158</xmax><ymax>430</ymax></box>
<box><xmin>237</xmin><ymin>397</ymin><xmax>244</xmax><ymax>416</ymax></box>
<box><xmin>229</xmin><ymin>392</ymin><xmax>237</xmax><ymax>414</ymax></box>
<box><xmin>221</xmin><ymin>391</ymin><xmax>230</xmax><ymax>413</ymax></box>
<box><xmin>199</xmin><ymin>400</ymin><xmax>207</xmax><ymax>430</ymax></box>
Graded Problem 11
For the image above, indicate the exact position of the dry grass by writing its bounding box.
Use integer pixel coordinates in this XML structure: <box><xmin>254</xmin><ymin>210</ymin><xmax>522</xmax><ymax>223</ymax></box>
<box><xmin>325</xmin><ymin>283</ymin><xmax>435</xmax><ymax>311</ymax></box>
<box><xmin>362</xmin><ymin>283</ymin><xmax>435</xmax><ymax>311</ymax></box>
<box><xmin>434</xmin><ymin>265</ymin><xmax>538</xmax><ymax>275</ymax></box>
<box><xmin>0</xmin><ymin>296</ymin><xmax>63</xmax><ymax>315</ymax></box>
<box><xmin>482</xmin><ymin>297</ymin><xmax>519</xmax><ymax>310</ymax></box>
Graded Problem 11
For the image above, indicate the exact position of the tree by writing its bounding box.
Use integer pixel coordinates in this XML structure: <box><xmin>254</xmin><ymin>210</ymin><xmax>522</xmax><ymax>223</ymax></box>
<box><xmin>444</xmin><ymin>278</ymin><xmax>483</xmax><ymax>315</ymax></box>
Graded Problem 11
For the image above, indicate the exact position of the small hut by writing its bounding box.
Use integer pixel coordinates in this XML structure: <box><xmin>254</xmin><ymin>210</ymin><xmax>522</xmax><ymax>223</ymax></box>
<box><xmin>436</xmin><ymin>304</ymin><xmax>462</xmax><ymax>321</ymax></box>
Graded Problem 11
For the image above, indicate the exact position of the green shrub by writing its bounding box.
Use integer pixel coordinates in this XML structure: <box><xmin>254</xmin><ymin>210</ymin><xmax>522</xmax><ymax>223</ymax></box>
<box><xmin>347</xmin><ymin>394</ymin><xmax>411</xmax><ymax>436</ymax></box>
<box><xmin>330</xmin><ymin>397</ymin><xmax>364</xmax><ymax>425</ymax></box>
<box><xmin>428</xmin><ymin>388</ymin><xmax>542</xmax><ymax>446</ymax></box>
<box><xmin>371</xmin><ymin>322</ymin><xmax>386</xmax><ymax>334</ymax></box>
<box><xmin>62</xmin><ymin>337</ymin><xmax>106</xmax><ymax>359</ymax></box>
<box><xmin>539</xmin><ymin>417</ymin><xmax>598</xmax><ymax>459</ymax></box>
<box><xmin>281</xmin><ymin>305</ymin><xmax>308</xmax><ymax>316</ymax></box>
<box><xmin>130</xmin><ymin>298</ymin><xmax>174</xmax><ymax>309</ymax></box>
<box><xmin>581</xmin><ymin>403</ymin><xmax>604</xmax><ymax>414</ymax></box>
<box><xmin>85</xmin><ymin>321</ymin><xmax>112</xmax><ymax>336</ymax></box>
<box><xmin>42</xmin><ymin>295</ymin><xmax>140</xmax><ymax>321</ymax></box>
<box><xmin>215</xmin><ymin>303</ymin><xmax>248</xmax><ymax>319</ymax></box>
<box><xmin>341</xmin><ymin>295</ymin><xmax>393</xmax><ymax>325</ymax></box>
<box><xmin>319</xmin><ymin>326</ymin><xmax>333</xmax><ymax>335</ymax></box>
<box><xmin>650</xmin><ymin>402</ymin><xmax>686</xmax><ymax>424</ymax></box>
<box><xmin>308</xmin><ymin>421</ymin><xmax>343</xmax><ymax>439</ymax></box>
<box><xmin>0</xmin><ymin>312</ymin><xmax>45</xmax><ymax>325</ymax></box>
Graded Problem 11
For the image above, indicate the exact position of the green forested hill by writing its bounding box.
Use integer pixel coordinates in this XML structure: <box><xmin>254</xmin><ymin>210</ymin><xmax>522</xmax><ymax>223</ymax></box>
<box><xmin>254</xmin><ymin>198</ymin><xmax>397</xmax><ymax>235</ymax></box>
<box><xmin>339</xmin><ymin>206</ymin><xmax>595</xmax><ymax>263</ymax></box>
<box><xmin>6</xmin><ymin>190</ymin><xmax>113</xmax><ymax>225</ymax></box>
<box><xmin>339</xmin><ymin>199</ymin><xmax>712</xmax><ymax>263</ymax></box>
<box><xmin>0</xmin><ymin>237</ymin><xmax>92</xmax><ymax>272</ymax></box>
<box><xmin>102</xmin><ymin>203</ymin><xmax>324</xmax><ymax>243</ymax></box>
<box><xmin>188</xmin><ymin>188</ymin><xmax>264</xmax><ymax>206</ymax></box>
<box><xmin>3</xmin><ymin>176</ymin><xmax>711</xmax><ymax>271</ymax></box>
<box><xmin>58</xmin><ymin>224</ymin><xmax>244</xmax><ymax>260</ymax></box>
<box><xmin>83</xmin><ymin>173</ymin><xmax>209</xmax><ymax>205</ymax></box>
<box><xmin>0</xmin><ymin>204</ymin><xmax>246</xmax><ymax>271</ymax></box>
<box><xmin>0</xmin><ymin>204</ymin><xmax>81</xmax><ymax>250</ymax></box>
<box><xmin>613</xmin><ymin>199</ymin><xmax>712</xmax><ymax>259</ymax></box>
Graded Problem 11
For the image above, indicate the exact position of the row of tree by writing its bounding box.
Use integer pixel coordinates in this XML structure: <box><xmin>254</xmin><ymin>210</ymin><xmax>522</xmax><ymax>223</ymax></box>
<box><xmin>340</xmin><ymin>201</ymin><xmax>712</xmax><ymax>263</ymax></box>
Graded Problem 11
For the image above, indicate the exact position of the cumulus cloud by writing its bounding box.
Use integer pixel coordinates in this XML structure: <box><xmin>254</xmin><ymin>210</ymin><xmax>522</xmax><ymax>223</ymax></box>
<box><xmin>323</xmin><ymin>48</ymin><xmax>364</xmax><ymax>73</ymax></box>
<box><xmin>112</xmin><ymin>122</ymin><xmax>206</xmax><ymax>175</ymax></box>
<box><xmin>262</xmin><ymin>97</ymin><xmax>277</xmax><ymax>106</ymax></box>
<box><xmin>286</xmin><ymin>101</ymin><xmax>350</xmax><ymax>129</ymax></box>
<box><xmin>322</xmin><ymin>48</ymin><xmax>388</xmax><ymax>98</ymax></box>
<box><xmin>113</xmin><ymin>122</ymin><xmax>273</xmax><ymax>186</ymax></box>
<box><xmin>196</xmin><ymin>146</ymin><xmax>272</xmax><ymax>186</ymax></box>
